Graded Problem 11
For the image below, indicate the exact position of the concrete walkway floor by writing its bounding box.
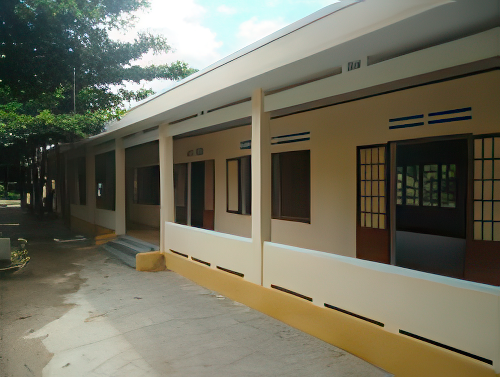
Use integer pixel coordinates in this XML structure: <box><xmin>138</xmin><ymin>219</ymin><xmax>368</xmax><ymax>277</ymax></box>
<box><xmin>0</xmin><ymin>206</ymin><xmax>391</xmax><ymax>377</ymax></box>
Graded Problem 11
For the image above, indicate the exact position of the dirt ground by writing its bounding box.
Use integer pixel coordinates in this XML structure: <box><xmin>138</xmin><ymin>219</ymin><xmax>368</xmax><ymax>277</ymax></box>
<box><xmin>0</xmin><ymin>205</ymin><xmax>93</xmax><ymax>377</ymax></box>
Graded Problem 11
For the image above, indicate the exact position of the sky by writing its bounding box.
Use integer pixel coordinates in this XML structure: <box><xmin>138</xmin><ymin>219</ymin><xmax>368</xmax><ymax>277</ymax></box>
<box><xmin>110</xmin><ymin>0</ymin><xmax>336</xmax><ymax>94</ymax></box>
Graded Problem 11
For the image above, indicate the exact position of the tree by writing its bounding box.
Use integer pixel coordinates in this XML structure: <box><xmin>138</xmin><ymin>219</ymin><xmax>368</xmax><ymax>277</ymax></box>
<box><xmin>0</xmin><ymin>0</ymin><xmax>197</xmax><ymax>214</ymax></box>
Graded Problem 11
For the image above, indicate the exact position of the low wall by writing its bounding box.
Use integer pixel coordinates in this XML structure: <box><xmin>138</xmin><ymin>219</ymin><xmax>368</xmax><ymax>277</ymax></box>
<box><xmin>263</xmin><ymin>241</ymin><xmax>500</xmax><ymax>372</ymax></box>
<box><xmin>164</xmin><ymin>222</ymin><xmax>257</xmax><ymax>284</ymax></box>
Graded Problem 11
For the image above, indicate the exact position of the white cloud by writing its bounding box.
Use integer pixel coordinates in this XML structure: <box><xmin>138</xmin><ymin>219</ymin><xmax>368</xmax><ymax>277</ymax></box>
<box><xmin>109</xmin><ymin>0</ymin><xmax>223</xmax><ymax>72</ymax></box>
<box><xmin>217</xmin><ymin>5</ymin><xmax>237</xmax><ymax>15</ymax></box>
<box><xmin>237</xmin><ymin>16</ymin><xmax>287</xmax><ymax>46</ymax></box>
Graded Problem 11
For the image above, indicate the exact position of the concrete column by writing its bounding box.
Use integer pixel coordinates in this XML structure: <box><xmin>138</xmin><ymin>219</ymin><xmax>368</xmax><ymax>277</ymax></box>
<box><xmin>115</xmin><ymin>138</ymin><xmax>126</xmax><ymax>235</ymax></box>
<box><xmin>86</xmin><ymin>146</ymin><xmax>96</xmax><ymax>227</ymax></box>
<box><xmin>159</xmin><ymin>124</ymin><xmax>175</xmax><ymax>252</ymax></box>
<box><xmin>251</xmin><ymin>88</ymin><xmax>271</xmax><ymax>286</ymax></box>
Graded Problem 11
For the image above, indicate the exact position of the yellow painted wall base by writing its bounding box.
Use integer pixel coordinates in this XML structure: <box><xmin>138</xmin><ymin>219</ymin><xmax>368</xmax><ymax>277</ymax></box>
<box><xmin>70</xmin><ymin>216</ymin><xmax>114</xmax><ymax>237</ymax></box>
<box><xmin>136</xmin><ymin>251</ymin><xmax>165</xmax><ymax>272</ymax></box>
<box><xmin>164</xmin><ymin>251</ymin><xmax>499</xmax><ymax>377</ymax></box>
<box><xmin>95</xmin><ymin>233</ymin><xmax>117</xmax><ymax>245</ymax></box>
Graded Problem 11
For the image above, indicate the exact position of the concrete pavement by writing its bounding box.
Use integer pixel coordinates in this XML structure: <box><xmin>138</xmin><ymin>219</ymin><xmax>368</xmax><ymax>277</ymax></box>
<box><xmin>0</xmin><ymin>206</ymin><xmax>391</xmax><ymax>376</ymax></box>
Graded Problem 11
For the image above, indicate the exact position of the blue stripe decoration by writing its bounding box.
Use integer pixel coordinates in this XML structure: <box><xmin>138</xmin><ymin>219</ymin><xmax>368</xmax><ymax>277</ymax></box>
<box><xmin>389</xmin><ymin>114</ymin><xmax>424</xmax><ymax>123</ymax></box>
<box><xmin>271</xmin><ymin>131</ymin><xmax>310</xmax><ymax>145</ymax></box>
<box><xmin>389</xmin><ymin>122</ymin><xmax>425</xmax><ymax>130</ymax></box>
<box><xmin>428</xmin><ymin>107</ymin><xmax>472</xmax><ymax>125</ymax></box>
<box><xmin>428</xmin><ymin>116</ymin><xmax>472</xmax><ymax>125</ymax></box>
<box><xmin>428</xmin><ymin>107</ymin><xmax>471</xmax><ymax>117</ymax></box>
<box><xmin>388</xmin><ymin>114</ymin><xmax>424</xmax><ymax>130</ymax></box>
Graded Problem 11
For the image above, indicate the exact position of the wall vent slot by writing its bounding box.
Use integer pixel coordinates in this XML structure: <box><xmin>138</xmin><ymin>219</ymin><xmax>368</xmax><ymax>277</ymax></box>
<box><xmin>191</xmin><ymin>257</ymin><xmax>211</xmax><ymax>266</ymax></box>
<box><xmin>324</xmin><ymin>303</ymin><xmax>384</xmax><ymax>327</ymax></box>
<box><xmin>399</xmin><ymin>330</ymin><xmax>492</xmax><ymax>365</ymax></box>
<box><xmin>216</xmin><ymin>266</ymin><xmax>244</xmax><ymax>278</ymax></box>
<box><xmin>170</xmin><ymin>114</ymin><xmax>198</xmax><ymax>125</ymax></box>
<box><xmin>170</xmin><ymin>250</ymin><xmax>188</xmax><ymax>258</ymax></box>
<box><xmin>207</xmin><ymin>97</ymin><xmax>251</xmax><ymax>114</ymax></box>
<box><xmin>271</xmin><ymin>284</ymin><xmax>312</xmax><ymax>302</ymax></box>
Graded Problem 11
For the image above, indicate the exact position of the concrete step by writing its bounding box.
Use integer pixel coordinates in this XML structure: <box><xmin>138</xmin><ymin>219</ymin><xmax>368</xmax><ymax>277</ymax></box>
<box><xmin>101</xmin><ymin>236</ymin><xmax>157</xmax><ymax>268</ymax></box>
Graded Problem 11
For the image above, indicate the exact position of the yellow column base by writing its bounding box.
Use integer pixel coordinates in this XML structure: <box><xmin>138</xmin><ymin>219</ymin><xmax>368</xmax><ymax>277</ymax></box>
<box><xmin>136</xmin><ymin>251</ymin><xmax>166</xmax><ymax>272</ymax></box>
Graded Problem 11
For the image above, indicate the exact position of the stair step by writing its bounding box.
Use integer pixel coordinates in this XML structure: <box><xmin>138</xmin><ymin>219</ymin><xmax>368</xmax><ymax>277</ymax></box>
<box><xmin>103</xmin><ymin>244</ymin><xmax>136</xmax><ymax>268</ymax></box>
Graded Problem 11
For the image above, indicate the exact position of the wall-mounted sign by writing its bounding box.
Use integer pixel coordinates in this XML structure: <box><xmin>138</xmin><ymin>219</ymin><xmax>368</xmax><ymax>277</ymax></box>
<box><xmin>240</xmin><ymin>140</ymin><xmax>251</xmax><ymax>150</ymax></box>
<box><xmin>187</xmin><ymin>150</ymin><xmax>194</xmax><ymax>156</ymax></box>
<box><xmin>196</xmin><ymin>148</ymin><xmax>204</xmax><ymax>156</ymax></box>
<box><xmin>348</xmin><ymin>60</ymin><xmax>361</xmax><ymax>71</ymax></box>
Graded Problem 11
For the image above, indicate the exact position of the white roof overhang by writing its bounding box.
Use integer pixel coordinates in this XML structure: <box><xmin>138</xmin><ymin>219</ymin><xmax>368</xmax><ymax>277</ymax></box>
<box><xmin>75</xmin><ymin>0</ymin><xmax>499</xmax><ymax>148</ymax></box>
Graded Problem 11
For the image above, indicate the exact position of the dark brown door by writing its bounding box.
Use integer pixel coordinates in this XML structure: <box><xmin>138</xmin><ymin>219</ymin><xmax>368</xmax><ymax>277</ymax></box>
<box><xmin>356</xmin><ymin>145</ymin><xmax>390</xmax><ymax>264</ymax></box>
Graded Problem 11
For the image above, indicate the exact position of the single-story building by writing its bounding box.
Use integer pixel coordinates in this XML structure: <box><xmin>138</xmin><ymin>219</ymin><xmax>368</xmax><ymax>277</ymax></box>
<box><xmin>52</xmin><ymin>1</ymin><xmax>500</xmax><ymax>376</ymax></box>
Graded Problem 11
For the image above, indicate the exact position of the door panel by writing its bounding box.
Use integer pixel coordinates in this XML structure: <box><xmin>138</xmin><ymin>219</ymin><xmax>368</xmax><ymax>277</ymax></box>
<box><xmin>395</xmin><ymin>138</ymin><xmax>468</xmax><ymax>278</ymax></box>
<box><xmin>191</xmin><ymin>161</ymin><xmax>205</xmax><ymax>228</ymax></box>
<box><xmin>356</xmin><ymin>145</ymin><xmax>390</xmax><ymax>264</ymax></box>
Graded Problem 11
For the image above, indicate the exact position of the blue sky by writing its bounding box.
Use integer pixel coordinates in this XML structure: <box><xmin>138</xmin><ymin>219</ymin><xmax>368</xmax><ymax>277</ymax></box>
<box><xmin>111</xmin><ymin>0</ymin><xmax>335</xmax><ymax>93</ymax></box>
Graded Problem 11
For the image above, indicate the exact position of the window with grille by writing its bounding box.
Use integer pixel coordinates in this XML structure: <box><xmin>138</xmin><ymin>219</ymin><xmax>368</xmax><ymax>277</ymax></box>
<box><xmin>359</xmin><ymin>146</ymin><xmax>386</xmax><ymax>229</ymax></box>
<box><xmin>473</xmin><ymin>135</ymin><xmax>500</xmax><ymax>241</ymax></box>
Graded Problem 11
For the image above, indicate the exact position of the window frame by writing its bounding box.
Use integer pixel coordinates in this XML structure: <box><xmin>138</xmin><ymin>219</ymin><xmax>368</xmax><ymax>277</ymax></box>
<box><xmin>226</xmin><ymin>155</ymin><xmax>251</xmax><ymax>215</ymax></box>
<box><xmin>271</xmin><ymin>150</ymin><xmax>311</xmax><ymax>224</ymax></box>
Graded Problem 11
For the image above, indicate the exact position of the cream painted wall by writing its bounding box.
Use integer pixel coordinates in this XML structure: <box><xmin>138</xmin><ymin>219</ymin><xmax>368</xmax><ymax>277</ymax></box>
<box><xmin>270</xmin><ymin>70</ymin><xmax>500</xmax><ymax>257</ymax></box>
<box><xmin>173</xmin><ymin>125</ymin><xmax>252</xmax><ymax>238</ymax></box>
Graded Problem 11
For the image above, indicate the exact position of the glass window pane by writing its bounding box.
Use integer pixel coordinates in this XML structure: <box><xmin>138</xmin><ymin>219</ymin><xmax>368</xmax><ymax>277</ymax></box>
<box><xmin>379</xmin><ymin>197</ymin><xmax>385</xmax><ymax>213</ymax></box>
<box><xmin>474</xmin><ymin>201</ymin><xmax>483</xmax><ymax>221</ymax></box>
<box><xmin>360</xmin><ymin>149</ymin><xmax>366</xmax><ymax>164</ymax></box>
<box><xmin>379</xmin><ymin>181</ymin><xmax>385</xmax><ymax>197</ymax></box>
<box><xmin>495</xmin><ymin>138</ymin><xmax>500</xmax><ymax>158</ymax></box>
<box><xmin>372</xmin><ymin>213</ymin><xmax>379</xmax><ymax>228</ymax></box>
<box><xmin>361</xmin><ymin>213</ymin><xmax>365</xmax><ymax>227</ymax></box>
<box><xmin>366</xmin><ymin>148</ymin><xmax>371</xmax><ymax>164</ymax></box>
<box><xmin>474</xmin><ymin>181</ymin><xmax>482</xmax><ymax>200</ymax></box>
<box><xmin>484</xmin><ymin>160</ymin><xmax>493</xmax><ymax>180</ymax></box>
<box><xmin>379</xmin><ymin>165</ymin><xmax>385</xmax><ymax>180</ymax></box>
<box><xmin>379</xmin><ymin>214</ymin><xmax>386</xmax><ymax>229</ymax></box>
<box><xmin>474</xmin><ymin>138</ymin><xmax>483</xmax><ymax>159</ymax></box>
<box><xmin>495</xmin><ymin>160</ymin><xmax>500</xmax><ymax>180</ymax></box>
<box><xmin>483</xmin><ymin>180</ymin><xmax>493</xmax><ymax>201</ymax></box>
<box><xmin>372</xmin><ymin>148</ymin><xmax>378</xmax><ymax>164</ymax></box>
<box><xmin>361</xmin><ymin>165</ymin><xmax>366</xmax><ymax>180</ymax></box>
<box><xmin>493</xmin><ymin>202</ymin><xmax>500</xmax><ymax>221</ymax></box>
<box><xmin>366</xmin><ymin>213</ymin><xmax>372</xmax><ymax>227</ymax></box>
<box><xmin>441</xmin><ymin>164</ymin><xmax>456</xmax><ymax>208</ymax></box>
<box><xmin>361</xmin><ymin>181</ymin><xmax>366</xmax><ymax>196</ymax></box>
<box><xmin>474</xmin><ymin>160</ymin><xmax>482</xmax><ymax>180</ymax></box>
<box><xmin>372</xmin><ymin>197</ymin><xmax>379</xmax><ymax>213</ymax></box>
<box><xmin>372</xmin><ymin>165</ymin><xmax>378</xmax><ymax>180</ymax></box>
<box><xmin>483</xmin><ymin>222</ymin><xmax>493</xmax><ymax>241</ymax></box>
<box><xmin>366</xmin><ymin>164</ymin><xmax>371</xmax><ymax>180</ymax></box>
<box><xmin>494</xmin><ymin>181</ymin><xmax>500</xmax><ymax>201</ymax></box>
<box><xmin>483</xmin><ymin>201</ymin><xmax>492</xmax><ymax>221</ymax></box>
<box><xmin>484</xmin><ymin>138</ymin><xmax>493</xmax><ymax>159</ymax></box>
<box><xmin>366</xmin><ymin>181</ymin><xmax>372</xmax><ymax>196</ymax></box>
<box><xmin>372</xmin><ymin>181</ymin><xmax>379</xmax><ymax>196</ymax></box>
<box><xmin>494</xmin><ymin>222</ymin><xmax>500</xmax><ymax>242</ymax></box>
<box><xmin>474</xmin><ymin>221</ymin><xmax>483</xmax><ymax>240</ymax></box>
<box><xmin>361</xmin><ymin>197</ymin><xmax>365</xmax><ymax>212</ymax></box>
<box><xmin>366</xmin><ymin>197</ymin><xmax>371</xmax><ymax>212</ymax></box>
<box><xmin>378</xmin><ymin>147</ymin><xmax>385</xmax><ymax>163</ymax></box>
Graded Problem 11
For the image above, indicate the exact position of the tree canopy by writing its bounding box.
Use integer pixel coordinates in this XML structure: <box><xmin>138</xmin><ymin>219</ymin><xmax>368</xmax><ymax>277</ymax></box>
<box><xmin>0</xmin><ymin>0</ymin><xmax>197</xmax><ymax>149</ymax></box>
